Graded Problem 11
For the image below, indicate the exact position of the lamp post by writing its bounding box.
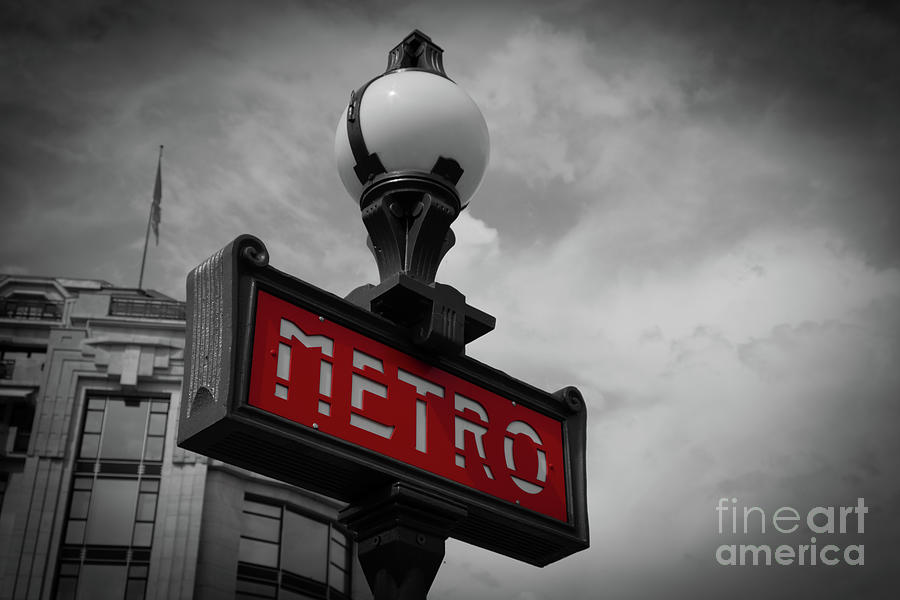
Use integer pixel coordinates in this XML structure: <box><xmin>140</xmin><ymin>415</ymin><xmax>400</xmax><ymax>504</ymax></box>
<box><xmin>335</xmin><ymin>30</ymin><xmax>495</xmax><ymax>599</ymax></box>
<box><xmin>180</xmin><ymin>29</ymin><xmax>588</xmax><ymax>600</ymax></box>
<box><xmin>336</xmin><ymin>30</ymin><xmax>495</xmax><ymax>356</ymax></box>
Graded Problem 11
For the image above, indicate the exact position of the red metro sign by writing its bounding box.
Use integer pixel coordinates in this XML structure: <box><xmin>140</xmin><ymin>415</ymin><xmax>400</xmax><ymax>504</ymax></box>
<box><xmin>178</xmin><ymin>236</ymin><xmax>588</xmax><ymax>566</ymax></box>
<box><xmin>249</xmin><ymin>290</ymin><xmax>567</xmax><ymax>521</ymax></box>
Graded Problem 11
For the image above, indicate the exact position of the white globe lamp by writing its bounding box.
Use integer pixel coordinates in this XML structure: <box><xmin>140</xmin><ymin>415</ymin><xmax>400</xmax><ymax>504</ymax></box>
<box><xmin>337</xmin><ymin>30</ymin><xmax>495</xmax><ymax>354</ymax></box>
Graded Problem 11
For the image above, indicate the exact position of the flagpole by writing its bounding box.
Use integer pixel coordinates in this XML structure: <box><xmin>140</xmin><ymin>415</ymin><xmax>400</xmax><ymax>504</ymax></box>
<box><xmin>138</xmin><ymin>145</ymin><xmax>163</xmax><ymax>289</ymax></box>
<box><xmin>138</xmin><ymin>207</ymin><xmax>152</xmax><ymax>290</ymax></box>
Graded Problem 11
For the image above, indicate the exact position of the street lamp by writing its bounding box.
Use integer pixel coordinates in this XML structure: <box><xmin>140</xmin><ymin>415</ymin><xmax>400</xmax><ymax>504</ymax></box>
<box><xmin>335</xmin><ymin>30</ymin><xmax>495</xmax><ymax>355</ymax></box>
<box><xmin>180</xmin><ymin>29</ymin><xmax>589</xmax><ymax>600</ymax></box>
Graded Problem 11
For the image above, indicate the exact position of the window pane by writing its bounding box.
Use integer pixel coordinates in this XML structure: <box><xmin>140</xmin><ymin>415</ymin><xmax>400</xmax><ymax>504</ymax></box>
<box><xmin>125</xmin><ymin>579</ymin><xmax>146</xmax><ymax>600</ymax></box>
<box><xmin>84</xmin><ymin>479</ymin><xmax>139</xmax><ymax>546</ymax></box>
<box><xmin>330</xmin><ymin>531</ymin><xmax>348</xmax><ymax>569</ymax></box>
<box><xmin>143</xmin><ymin>437</ymin><xmax>164</xmax><ymax>461</ymax></box>
<box><xmin>281</xmin><ymin>511</ymin><xmax>327</xmax><ymax>582</ymax></box>
<box><xmin>139</xmin><ymin>480</ymin><xmax>159</xmax><ymax>493</ymax></box>
<box><xmin>132</xmin><ymin>522</ymin><xmax>153</xmax><ymax>547</ymax></box>
<box><xmin>128</xmin><ymin>566</ymin><xmax>148</xmax><ymax>578</ymax></box>
<box><xmin>76</xmin><ymin>564</ymin><xmax>127</xmax><ymax>600</ymax></box>
<box><xmin>99</xmin><ymin>400</ymin><xmax>148</xmax><ymax>460</ymax></box>
<box><xmin>65</xmin><ymin>520</ymin><xmax>85</xmax><ymax>544</ymax></box>
<box><xmin>69</xmin><ymin>491</ymin><xmax>91</xmax><ymax>519</ymax></box>
<box><xmin>235</xmin><ymin>578</ymin><xmax>277</xmax><ymax>597</ymax></box>
<box><xmin>88</xmin><ymin>398</ymin><xmax>106</xmax><ymax>410</ymax></box>
<box><xmin>147</xmin><ymin>413</ymin><xmax>166</xmax><ymax>436</ymax></box>
<box><xmin>241</xmin><ymin>512</ymin><xmax>280</xmax><ymax>542</ymax></box>
<box><xmin>329</xmin><ymin>564</ymin><xmax>348</xmax><ymax>593</ymax></box>
<box><xmin>56</xmin><ymin>576</ymin><xmax>77</xmax><ymax>600</ymax></box>
<box><xmin>150</xmin><ymin>400</ymin><xmax>168</xmax><ymax>413</ymax></box>
<box><xmin>244</xmin><ymin>498</ymin><xmax>281</xmax><ymax>519</ymax></box>
<box><xmin>136</xmin><ymin>493</ymin><xmax>156</xmax><ymax>521</ymax></box>
<box><xmin>83</xmin><ymin>410</ymin><xmax>103</xmax><ymax>433</ymax></box>
<box><xmin>279</xmin><ymin>590</ymin><xmax>316</xmax><ymax>600</ymax></box>
<box><xmin>238</xmin><ymin>537</ymin><xmax>279</xmax><ymax>567</ymax></box>
<box><xmin>73</xmin><ymin>477</ymin><xmax>93</xmax><ymax>491</ymax></box>
<box><xmin>79</xmin><ymin>434</ymin><xmax>99</xmax><ymax>459</ymax></box>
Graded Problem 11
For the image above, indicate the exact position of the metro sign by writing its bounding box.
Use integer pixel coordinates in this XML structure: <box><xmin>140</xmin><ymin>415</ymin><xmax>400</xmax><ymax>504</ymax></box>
<box><xmin>251</xmin><ymin>289</ymin><xmax>567</xmax><ymax>521</ymax></box>
<box><xmin>179</xmin><ymin>236</ymin><xmax>588</xmax><ymax>566</ymax></box>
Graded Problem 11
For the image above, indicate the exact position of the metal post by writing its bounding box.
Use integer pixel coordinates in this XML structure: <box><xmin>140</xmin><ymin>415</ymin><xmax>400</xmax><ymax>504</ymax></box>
<box><xmin>340</xmin><ymin>483</ymin><xmax>466</xmax><ymax>600</ymax></box>
<box><xmin>137</xmin><ymin>205</ymin><xmax>152</xmax><ymax>289</ymax></box>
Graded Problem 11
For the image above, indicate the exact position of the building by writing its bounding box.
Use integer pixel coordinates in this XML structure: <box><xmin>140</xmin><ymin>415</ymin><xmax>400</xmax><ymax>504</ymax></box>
<box><xmin>0</xmin><ymin>274</ymin><xmax>371</xmax><ymax>600</ymax></box>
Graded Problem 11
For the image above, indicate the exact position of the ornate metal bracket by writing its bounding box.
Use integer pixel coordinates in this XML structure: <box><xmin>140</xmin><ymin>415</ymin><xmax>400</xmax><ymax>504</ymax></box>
<box><xmin>360</xmin><ymin>173</ymin><xmax>459</xmax><ymax>284</ymax></box>
<box><xmin>347</xmin><ymin>172</ymin><xmax>496</xmax><ymax>355</ymax></box>
<box><xmin>348</xmin><ymin>273</ymin><xmax>495</xmax><ymax>355</ymax></box>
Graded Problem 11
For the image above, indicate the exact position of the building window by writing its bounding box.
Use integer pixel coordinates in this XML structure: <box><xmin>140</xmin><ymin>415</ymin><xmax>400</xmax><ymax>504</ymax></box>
<box><xmin>0</xmin><ymin>358</ymin><xmax>13</xmax><ymax>379</ymax></box>
<box><xmin>1</xmin><ymin>394</ymin><xmax>35</xmax><ymax>455</ymax></box>
<box><xmin>78</xmin><ymin>396</ymin><xmax>168</xmax><ymax>462</ymax></box>
<box><xmin>109</xmin><ymin>297</ymin><xmax>186</xmax><ymax>321</ymax></box>
<box><xmin>0</xmin><ymin>295</ymin><xmax>63</xmax><ymax>321</ymax></box>
<box><xmin>55</xmin><ymin>394</ymin><xmax>169</xmax><ymax>600</ymax></box>
<box><xmin>0</xmin><ymin>345</ymin><xmax>46</xmax><ymax>380</ymax></box>
<box><xmin>237</xmin><ymin>495</ymin><xmax>351</xmax><ymax>600</ymax></box>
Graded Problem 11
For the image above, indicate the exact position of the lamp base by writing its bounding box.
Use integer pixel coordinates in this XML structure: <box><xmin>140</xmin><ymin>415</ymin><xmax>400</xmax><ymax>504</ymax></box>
<box><xmin>340</xmin><ymin>482</ymin><xmax>466</xmax><ymax>600</ymax></box>
<box><xmin>360</xmin><ymin>172</ymin><xmax>460</xmax><ymax>285</ymax></box>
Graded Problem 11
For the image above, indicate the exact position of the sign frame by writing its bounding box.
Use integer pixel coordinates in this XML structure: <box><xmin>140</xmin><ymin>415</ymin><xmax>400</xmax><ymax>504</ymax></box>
<box><xmin>178</xmin><ymin>235</ymin><xmax>589</xmax><ymax>566</ymax></box>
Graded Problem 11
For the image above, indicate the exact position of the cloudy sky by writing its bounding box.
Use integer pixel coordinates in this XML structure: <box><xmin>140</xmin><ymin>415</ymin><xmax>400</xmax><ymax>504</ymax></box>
<box><xmin>2</xmin><ymin>0</ymin><xmax>899</xmax><ymax>598</ymax></box>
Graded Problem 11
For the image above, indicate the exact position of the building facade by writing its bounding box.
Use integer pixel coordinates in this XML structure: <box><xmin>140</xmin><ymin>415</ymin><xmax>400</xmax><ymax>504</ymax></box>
<box><xmin>0</xmin><ymin>275</ymin><xmax>371</xmax><ymax>600</ymax></box>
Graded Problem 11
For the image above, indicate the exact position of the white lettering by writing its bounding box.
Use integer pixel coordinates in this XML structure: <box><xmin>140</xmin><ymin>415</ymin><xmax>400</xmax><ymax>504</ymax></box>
<box><xmin>772</xmin><ymin>506</ymin><xmax>800</xmax><ymax>533</ymax></box>
<box><xmin>807</xmin><ymin>506</ymin><xmax>834</xmax><ymax>534</ymax></box>
<box><xmin>504</xmin><ymin>421</ymin><xmax>547</xmax><ymax>494</ymax></box>
<box><xmin>854</xmin><ymin>498</ymin><xmax>868</xmax><ymax>533</ymax></box>
<box><xmin>716</xmin><ymin>544</ymin><xmax>737</xmax><ymax>566</ymax></box>
<box><xmin>839</xmin><ymin>505</ymin><xmax>853</xmax><ymax>534</ymax></box>
<box><xmin>454</xmin><ymin>394</ymin><xmax>494</xmax><ymax>480</ymax></box>
<box><xmin>743</xmin><ymin>506</ymin><xmax>765</xmax><ymax>534</ymax></box>
<box><xmin>774</xmin><ymin>544</ymin><xmax>794</xmax><ymax>566</ymax></box>
<box><xmin>740</xmin><ymin>544</ymin><xmax>771</xmax><ymax>566</ymax></box>
<box><xmin>716</xmin><ymin>498</ymin><xmax>728</xmax><ymax>534</ymax></box>
<box><xmin>844</xmin><ymin>544</ymin><xmax>864</xmax><ymax>565</ymax></box>
<box><xmin>349</xmin><ymin>350</ymin><xmax>394</xmax><ymax>439</ymax></box>
<box><xmin>397</xmin><ymin>369</ymin><xmax>443</xmax><ymax>454</ymax></box>
<box><xmin>277</xmin><ymin>318</ymin><xmax>334</xmax><ymax>416</ymax></box>
<box><xmin>820</xmin><ymin>544</ymin><xmax>839</xmax><ymax>566</ymax></box>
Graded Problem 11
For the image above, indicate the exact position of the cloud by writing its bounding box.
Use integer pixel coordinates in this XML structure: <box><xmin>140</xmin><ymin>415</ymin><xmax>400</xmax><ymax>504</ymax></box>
<box><xmin>3</xmin><ymin>2</ymin><xmax>900</xmax><ymax>597</ymax></box>
<box><xmin>445</xmin><ymin>204</ymin><xmax>900</xmax><ymax>597</ymax></box>
<box><xmin>438</xmin><ymin>210</ymin><xmax>501</xmax><ymax>290</ymax></box>
<box><xmin>470</xmin><ymin>19</ymin><xmax>685</xmax><ymax>190</ymax></box>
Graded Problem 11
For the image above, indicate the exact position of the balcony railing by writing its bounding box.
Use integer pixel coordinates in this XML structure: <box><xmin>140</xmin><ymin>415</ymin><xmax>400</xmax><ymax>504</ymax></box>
<box><xmin>109</xmin><ymin>297</ymin><xmax>186</xmax><ymax>321</ymax></box>
<box><xmin>0</xmin><ymin>298</ymin><xmax>63</xmax><ymax>321</ymax></box>
<box><xmin>0</xmin><ymin>359</ymin><xmax>13</xmax><ymax>379</ymax></box>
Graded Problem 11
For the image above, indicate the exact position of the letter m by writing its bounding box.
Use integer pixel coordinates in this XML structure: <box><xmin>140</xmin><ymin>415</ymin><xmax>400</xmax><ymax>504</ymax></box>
<box><xmin>275</xmin><ymin>318</ymin><xmax>334</xmax><ymax>416</ymax></box>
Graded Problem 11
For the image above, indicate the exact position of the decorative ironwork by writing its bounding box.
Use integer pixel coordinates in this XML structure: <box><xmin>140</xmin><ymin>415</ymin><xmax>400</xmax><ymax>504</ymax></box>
<box><xmin>109</xmin><ymin>297</ymin><xmax>185</xmax><ymax>321</ymax></box>
<box><xmin>385</xmin><ymin>30</ymin><xmax>448</xmax><ymax>78</ymax></box>
<box><xmin>0</xmin><ymin>359</ymin><xmax>13</xmax><ymax>379</ymax></box>
<box><xmin>0</xmin><ymin>298</ymin><xmax>63</xmax><ymax>321</ymax></box>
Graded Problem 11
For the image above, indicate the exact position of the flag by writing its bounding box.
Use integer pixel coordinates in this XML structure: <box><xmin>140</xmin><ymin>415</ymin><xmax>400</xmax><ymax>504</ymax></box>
<box><xmin>150</xmin><ymin>146</ymin><xmax>163</xmax><ymax>245</ymax></box>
